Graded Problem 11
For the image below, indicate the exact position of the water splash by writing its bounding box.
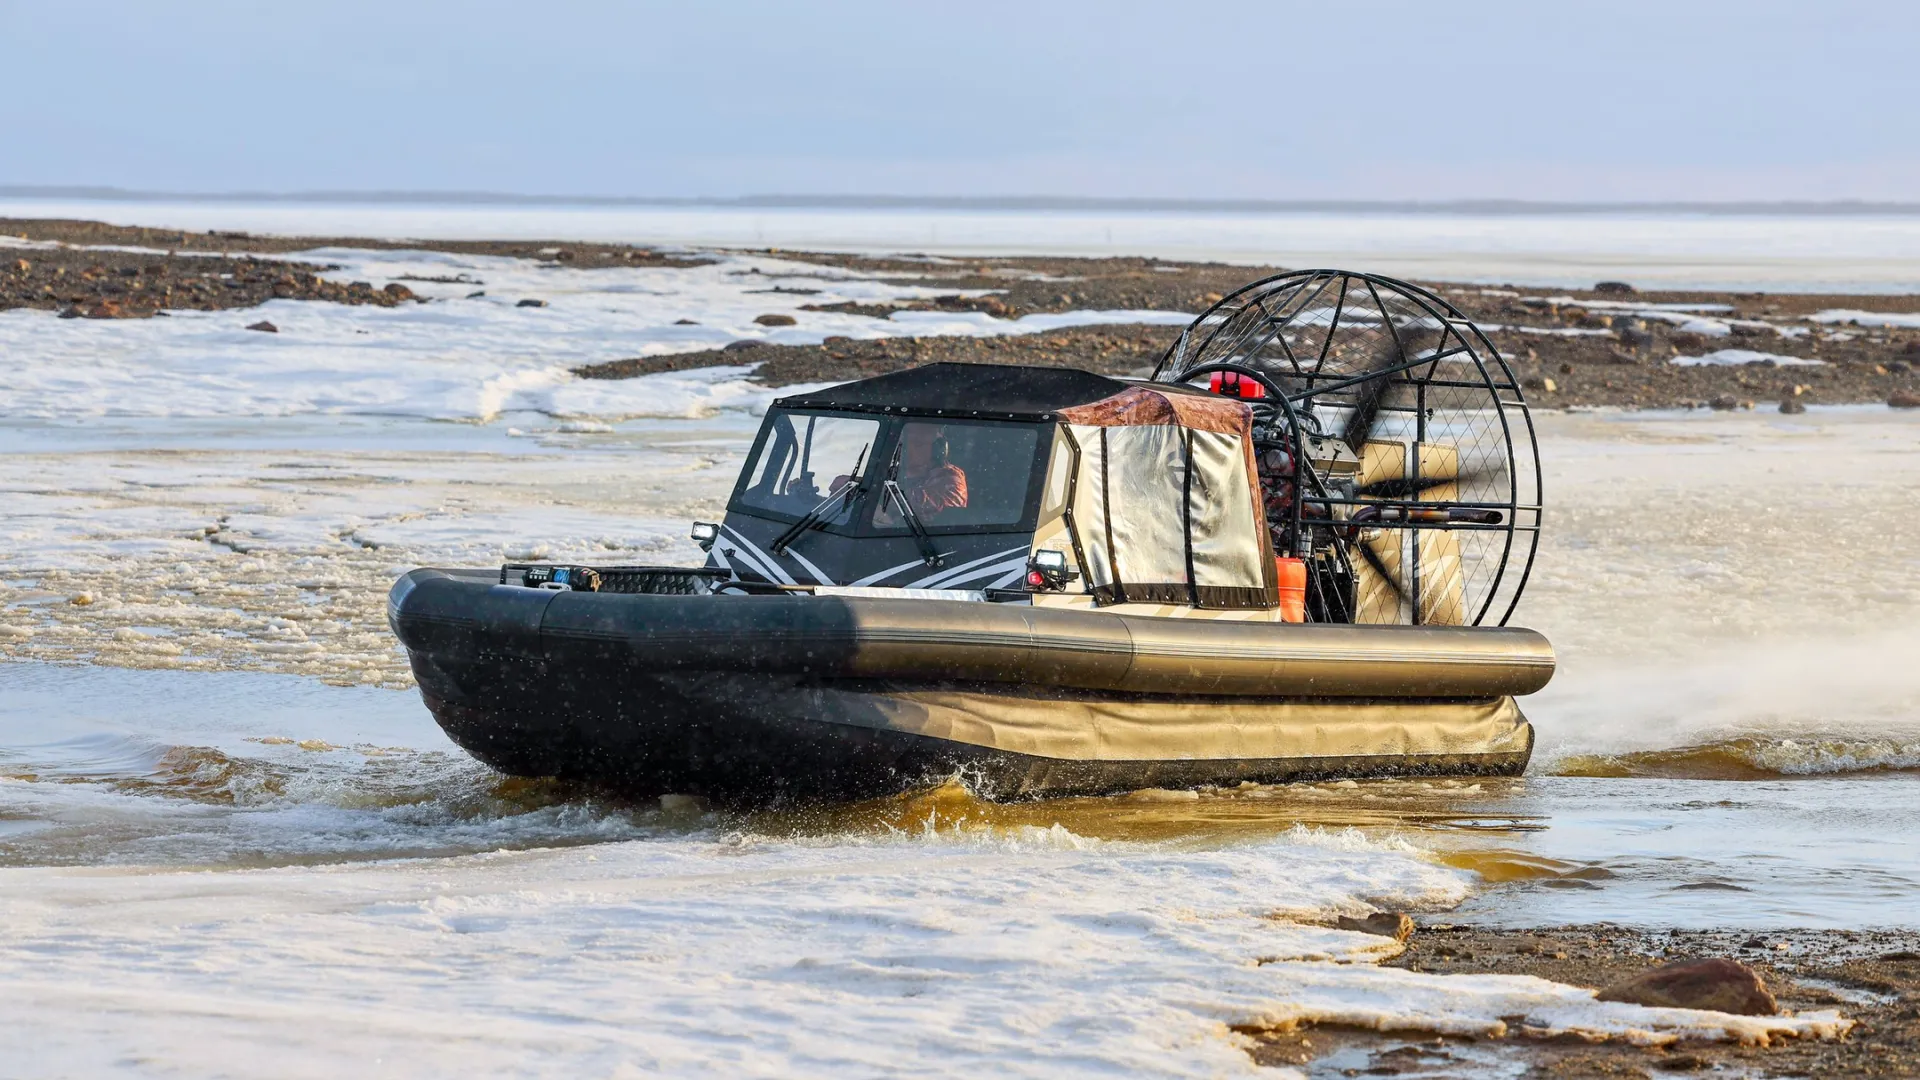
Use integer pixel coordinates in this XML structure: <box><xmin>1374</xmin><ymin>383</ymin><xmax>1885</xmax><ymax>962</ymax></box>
<box><xmin>1555</xmin><ymin>735</ymin><xmax>1920</xmax><ymax>780</ymax></box>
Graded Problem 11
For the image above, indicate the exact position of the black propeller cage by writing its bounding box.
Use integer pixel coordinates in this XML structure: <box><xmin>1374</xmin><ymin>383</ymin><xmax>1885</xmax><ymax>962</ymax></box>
<box><xmin>1154</xmin><ymin>270</ymin><xmax>1542</xmax><ymax>627</ymax></box>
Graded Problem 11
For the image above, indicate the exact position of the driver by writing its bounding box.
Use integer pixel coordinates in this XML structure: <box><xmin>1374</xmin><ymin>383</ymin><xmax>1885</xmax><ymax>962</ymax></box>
<box><xmin>878</xmin><ymin>425</ymin><xmax>968</xmax><ymax>523</ymax></box>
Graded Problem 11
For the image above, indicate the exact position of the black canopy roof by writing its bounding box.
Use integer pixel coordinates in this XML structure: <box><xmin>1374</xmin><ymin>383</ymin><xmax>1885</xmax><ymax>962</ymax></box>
<box><xmin>773</xmin><ymin>362</ymin><xmax>1129</xmax><ymax>420</ymax></box>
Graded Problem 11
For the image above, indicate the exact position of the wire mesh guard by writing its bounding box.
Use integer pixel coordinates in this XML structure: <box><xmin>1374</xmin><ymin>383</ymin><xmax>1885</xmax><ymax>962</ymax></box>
<box><xmin>1153</xmin><ymin>270</ymin><xmax>1541</xmax><ymax>627</ymax></box>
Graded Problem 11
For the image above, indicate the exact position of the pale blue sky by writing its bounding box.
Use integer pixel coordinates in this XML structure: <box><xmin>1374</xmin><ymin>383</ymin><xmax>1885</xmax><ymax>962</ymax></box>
<box><xmin>4</xmin><ymin>0</ymin><xmax>1915</xmax><ymax>201</ymax></box>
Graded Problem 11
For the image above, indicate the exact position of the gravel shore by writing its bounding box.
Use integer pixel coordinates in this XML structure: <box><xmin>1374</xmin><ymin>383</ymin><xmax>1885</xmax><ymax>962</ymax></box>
<box><xmin>581</xmin><ymin>248</ymin><xmax>1920</xmax><ymax>410</ymax></box>
<box><xmin>2</xmin><ymin>239</ymin><xmax>420</xmax><ymax>318</ymax></box>
<box><xmin>1246</xmin><ymin>923</ymin><xmax>1920</xmax><ymax>1076</ymax></box>
<box><xmin>6</xmin><ymin>216</ymin><xmax>1918</xmax><ymax>410</ymax></box>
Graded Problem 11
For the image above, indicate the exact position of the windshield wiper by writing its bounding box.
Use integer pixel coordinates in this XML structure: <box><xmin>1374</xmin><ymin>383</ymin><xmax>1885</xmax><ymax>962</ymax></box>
<box><xmin>771</xmin><ymin>443</ymin><xmax>867</xmax><ymax>555</ymax></box>
<box><xmin>881</xmin><ymin>442</ymin><xmax>944</xmax><ymax>567</ymax></box>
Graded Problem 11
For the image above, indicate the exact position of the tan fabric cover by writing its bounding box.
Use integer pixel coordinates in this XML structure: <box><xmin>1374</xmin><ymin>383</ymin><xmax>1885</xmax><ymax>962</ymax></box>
<box><xmin>1187</xmin><ymin>429</ymin><xmax>1264</xmax><ymax>592</ymax></box>
<box><xmin>1103</xmin><ymin>425</ymin><xmax>1191</xmax><ymax>589</ymax></box>
<box><xmin>1054</xmin><ymin>384</ymin><xmax>1274</xmax><ymax>607</ymax></box>
<box><xmin>1055</xmin><ymin>385</ymin><xmax>1249</xmax><ymax>434</ymax></box>
<box><xmin>1068</xmin><ymin>425</ymin><xmax>1115</xmax><ymax>595</ymax></box>
<box><xmin>838</xmin><ymin>689</ymin><xmax>1533</xmax><ymax>763</ymax></box>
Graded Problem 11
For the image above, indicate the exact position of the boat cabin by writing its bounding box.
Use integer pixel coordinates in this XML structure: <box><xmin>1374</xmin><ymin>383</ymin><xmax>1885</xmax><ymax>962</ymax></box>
<box><xmin>701</xmin><ymin>362</ymin><xmax>1282</xmax><ymax>614</ymax></box>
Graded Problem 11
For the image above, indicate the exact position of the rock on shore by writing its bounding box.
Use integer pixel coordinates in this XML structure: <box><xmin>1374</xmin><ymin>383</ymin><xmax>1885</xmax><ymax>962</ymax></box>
<box><xmin>1597</xmin><ymin>957</ymin><xmax>1779</xmax><ymax>1015</ymax></box>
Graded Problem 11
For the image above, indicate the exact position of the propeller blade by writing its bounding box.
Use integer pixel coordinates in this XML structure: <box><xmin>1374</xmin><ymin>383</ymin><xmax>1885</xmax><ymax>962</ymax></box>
<box><xmin>1338</xmin><ymin>330</ymin><xmax>1409</xmax><ymax>452</ymax></box>
<box><xmin>1352</xmin><ymin>536</ymin><xmax>1410</xmax><ymax>608</ymax></box>
<box><xmin>1354</xmin><ymin>461</ymin><xmax>1508</xmax><ymax>500</ymax></box>
<box><xmin>1339</xmin><ymin>371</ymin><xmax>1394</xmax><ymax>453</ymax></box>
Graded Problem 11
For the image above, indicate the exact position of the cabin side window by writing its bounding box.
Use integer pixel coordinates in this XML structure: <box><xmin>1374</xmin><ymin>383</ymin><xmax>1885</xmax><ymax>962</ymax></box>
<box><xmin>870</xmin><ymin>420</ymin><xmax>1043</xmax><ymax>530</ymax></box>
<box><xmin>736</xmin><ymin>411</ymin><xmax>881</xmax><ymax>519</ymax></box>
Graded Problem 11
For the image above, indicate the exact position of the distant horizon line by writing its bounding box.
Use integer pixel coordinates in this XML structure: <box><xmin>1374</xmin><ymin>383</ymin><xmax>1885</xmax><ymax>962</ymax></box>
<box><xmin>5</xmin><ymin>185</ymin><xmax>1920</xmax><ymax>217</ymax></box>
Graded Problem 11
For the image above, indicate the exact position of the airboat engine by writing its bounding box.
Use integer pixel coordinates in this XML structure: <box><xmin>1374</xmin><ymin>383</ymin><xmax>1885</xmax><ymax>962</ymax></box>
<box><xmin>1157</xmin><ymin>270</ymin><xmax>1542</xmax><ymax>627</ymax></box>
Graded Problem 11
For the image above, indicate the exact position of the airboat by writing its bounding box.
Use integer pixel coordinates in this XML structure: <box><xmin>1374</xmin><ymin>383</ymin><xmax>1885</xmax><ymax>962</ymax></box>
<box><xmin>389</xmin><ymin>271</ymin><xmax>1553</xmax><ymax>803</ymax></box>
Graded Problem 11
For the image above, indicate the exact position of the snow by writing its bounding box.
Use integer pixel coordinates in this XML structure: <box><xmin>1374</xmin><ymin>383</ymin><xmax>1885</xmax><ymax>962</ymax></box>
<box><xmin>0</xmin><ymin>818</ymin><xmax>1846</xmax><ymax>1078</ymax></box>
<box><xmin>1507</xmin><ymin>297</ymin><xmax>1826</xmax><ymax>339</ymax></box>
<box><xmin>1811</xmin><ymin>308</ymin><xmax>1920</xmax><ymax>329</ymax></box>
<box><xmin>12</xmin><ymin>198</ymin><xmax>1920</xmax><ymax>292</ymax></box>
<box><xmin>1480</xmin><ymin>322</ymin><xmax>1617</xmax><ymax>338</ymax></box>
<box><xmin>1670</xmin><ymin>349</ymin><xmax>1826</xmax><ymax>367</ymax></box>
<box><xmin>1519</xmin><ymin>296</ymin><xmax>1735</xmax><ymax>314</ymax></box>
<box><xmin>0</xmin><ymin>245</ymin><xmax>1188</xmax><ymax>423</ymax></box>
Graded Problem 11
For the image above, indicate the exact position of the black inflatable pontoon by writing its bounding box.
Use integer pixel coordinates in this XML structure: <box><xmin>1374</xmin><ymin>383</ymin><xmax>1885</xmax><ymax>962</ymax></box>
<box><xmin>391</xmin><ymin>272</ymin><xmax>1554</xmax><ymax>803</ymax></box>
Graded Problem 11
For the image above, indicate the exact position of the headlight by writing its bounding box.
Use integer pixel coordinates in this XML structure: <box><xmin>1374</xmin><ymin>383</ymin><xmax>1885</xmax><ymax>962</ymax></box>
<box><xmin>1026</xmin><ymin>549</ymin><xmax>1078</xmax><ymax>591</ymax></box>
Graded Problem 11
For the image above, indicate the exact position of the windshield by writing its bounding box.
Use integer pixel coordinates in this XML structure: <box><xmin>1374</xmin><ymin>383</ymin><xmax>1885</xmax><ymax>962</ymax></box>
<box><xmin>871</xmin><ymin>420</ymin><xmax>1042</xmax><ymax>529</ymax></box>
<box><xmin>736</xmin><ymin>412</ymin><xmax>879</xmax><ymax>519</ymax></box>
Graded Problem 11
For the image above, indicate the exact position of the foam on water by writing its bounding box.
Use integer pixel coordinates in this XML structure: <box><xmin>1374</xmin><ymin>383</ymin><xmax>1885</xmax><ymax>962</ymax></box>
<box><xmin>6</xmin><ymin>663</ymin><xmax>1859</xmax><ymax>1076</ymax></box>
<box><xmin>1518</xmin><ymin>409</ymin><xmax>1920</xmax><ymax>772</ymax></box>
<box><xmin>0</xmin><ymin>416</ymin><xmax>749</xmax><ymax>683</ymax></box>
<box><xmin>1556</xmin><ymin>735</ymin><xmax>1920</xmax><ymax>780</ymax></box>
<box><xmin>0</xmin><ymin>766</ymin><xmax>1847</xmax><ymax>1077</ymax></box>
<box><xmin>0</xmin><ymin>664</ymin><xmax>660</xmax><ymax>867</ymax></box>
<box><xmin>6</xmin><ymin>838</ymin><xmax>1838</xmax><ymax>1079</ymax></box>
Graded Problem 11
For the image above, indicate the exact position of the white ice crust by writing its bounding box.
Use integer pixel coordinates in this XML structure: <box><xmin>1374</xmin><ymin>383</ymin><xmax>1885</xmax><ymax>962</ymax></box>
<box><xmin>0</xmin><ymin>246</ymin><xmax>1189</xmax><ymax>423</ymax></box>
<box><xmin>0</xmin><ymin>827</ymin><xmax>1846</xmax><ymax>1079</ymax></box>
<box><xmin>1670</xmin><ymin>349</ymin><xmax>1827</xmax><ymax>367</ymax></box>
<box><xmin>1810</xmin><ymin>308</ymin><xmax>1920</xmax><ymax>328</ymax></box>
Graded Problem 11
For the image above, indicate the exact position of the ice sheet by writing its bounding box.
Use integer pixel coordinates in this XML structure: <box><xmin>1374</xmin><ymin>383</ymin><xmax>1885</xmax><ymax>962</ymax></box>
<box><xmin>11</xmin><ymin>199</ymin><xmax>1920</xmax><ymax>291</ymax></box>
<box><xmin>1670</xmin><ymin>349</ymin><xmax>1826</xmax><ymax>366</ymax></box>
<box><xmin>0</xmin><ymin>423</ymin><xmax>746</xmax><ymax>684</ymax></box>
<box><xmin>0</xmin><ymin>246</ymin><xmax>1188</xmax><ymax>423</ymax></box>
<box><xmin>0</xmin><ymin>820</ymin><xmax>1844</xmax><ymax>1079</ymax></box>
<box><xmin>1811</xmin><ymin>308</ymin><xmax>1920</xmax><ymax>328</ymax></box>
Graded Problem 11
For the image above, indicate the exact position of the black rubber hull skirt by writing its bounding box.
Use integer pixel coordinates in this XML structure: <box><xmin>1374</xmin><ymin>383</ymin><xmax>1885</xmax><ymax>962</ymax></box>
<box><xmin>392</xmin><ymin>569</ymin><xmax>1548</xmax><ymax>804</ymax></box>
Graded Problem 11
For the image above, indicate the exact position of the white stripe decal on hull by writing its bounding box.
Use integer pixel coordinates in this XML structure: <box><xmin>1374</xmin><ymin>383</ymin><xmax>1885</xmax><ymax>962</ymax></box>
<box><xmin>784</xmin><ymin>547</ymin><xmax>834</xmax><ymax>586</ymax></box>
<box><xmin>720</xmin><ymin>526</ymin><xmax>794</xmax><ymax>585</ymax></box>
<box><xmin>850</xmin><ymin>557</ymin><xmax>933</xmax><ymax>587</ymax></box>
<box><xmin>907</xmin><ymin>546</ymin><xmax>1028</xmax><ymax>589</ymax></box>
<box><xmin>986</xmin><ymin>564</ymin><xmax>1028</xmax><ymax>589</ymax></box>
<box><xmin>924</xmin><ymin>556</ymin><xmax>1030</xmax><ymax>590</ymax></box>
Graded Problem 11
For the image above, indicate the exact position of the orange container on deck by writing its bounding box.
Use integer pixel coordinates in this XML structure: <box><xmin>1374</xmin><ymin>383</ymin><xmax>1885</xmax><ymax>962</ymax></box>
<box><xmin>1275</xmin><ymin>557</ymin><xmax>1306</xmax><ymax>623</ymax></box>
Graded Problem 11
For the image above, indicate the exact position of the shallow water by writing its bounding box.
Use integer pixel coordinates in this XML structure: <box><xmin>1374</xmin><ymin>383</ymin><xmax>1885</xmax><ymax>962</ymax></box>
<box><xmin>1</xmin><ymin>246</ymin><xmax>1915</xmax><ymax>1074</ymax></box>
<box><xmin>6</xmin><ymin>661</ymin><xmax>1915</xmax><ymax>930</ymax></box>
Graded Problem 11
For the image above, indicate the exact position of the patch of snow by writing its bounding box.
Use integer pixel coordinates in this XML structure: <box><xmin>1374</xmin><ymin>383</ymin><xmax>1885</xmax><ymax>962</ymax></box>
<box><xmin>1811</xmin><ymin>309</ymin><xmax>1920</xmax><ymax>329</ymax></box>
<box><xmin>1671</xmin><ymin>350</ymin><xmax>1826</xmax><ymax>367</ymax></box>
<box><xmin>0</xmin><ymin>247</ymin><xmax>1191</xmax><ymax>424</ymax></box>
<box><xmin>0</xmin><ymin>827</ymin><xmax>1847</xmax><ymax>1078</ymax></box>
<box><xmin>1480</xmin><ymin>323</ymin><xmax>1616</xmax><ymax>338</ymax></box>
<box><xmin>1519</xmin><ymin>295</ymin><xmax>1734</xmax><ymax>314</ymax></box>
